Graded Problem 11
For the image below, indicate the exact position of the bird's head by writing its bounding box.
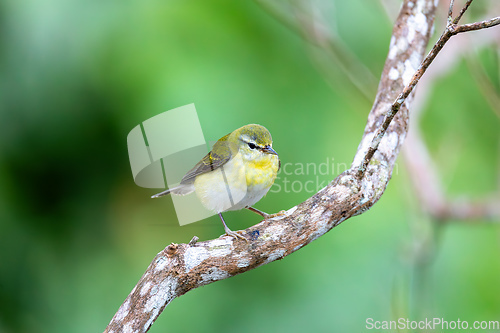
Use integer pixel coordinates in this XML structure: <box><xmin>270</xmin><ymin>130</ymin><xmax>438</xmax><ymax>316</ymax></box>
<box><xmin>230</xmin><ymin>124</ymin><xmax>278</xmax><ymax>162</ymax></box>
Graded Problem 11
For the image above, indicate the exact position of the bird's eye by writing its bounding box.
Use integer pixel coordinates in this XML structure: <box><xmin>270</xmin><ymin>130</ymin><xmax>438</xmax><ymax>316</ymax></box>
<box><xmin>247</xmin><ymin>142</ymin><xmax>256</xmax><ymax>149</ymax></box>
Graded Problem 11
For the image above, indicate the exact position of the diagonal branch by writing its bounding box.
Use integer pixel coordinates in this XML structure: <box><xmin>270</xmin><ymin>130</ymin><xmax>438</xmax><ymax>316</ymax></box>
<box><xmin>448</xmin><ymin>0</ymin><xmax>456</xmax><ymax>24</ymax></box>
<box><xmin>104</xmin><ymin>1</ymin><xmax>499</xmax><ymax>332</ymax></box>
<box><xmin>452</xmin><ymin>0</ymin><xmax>473</xmax><ymax>25</ymax></box>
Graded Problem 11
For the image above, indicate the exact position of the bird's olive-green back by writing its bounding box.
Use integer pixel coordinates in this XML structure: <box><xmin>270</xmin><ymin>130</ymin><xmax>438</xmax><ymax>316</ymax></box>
<box><xmin>180</xmin><ymin>133</ymin><xmax>235</xmax><ymax>184</ymax></box>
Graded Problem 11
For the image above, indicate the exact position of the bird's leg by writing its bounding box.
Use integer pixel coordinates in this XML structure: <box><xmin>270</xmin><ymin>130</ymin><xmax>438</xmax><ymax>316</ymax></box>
<box><xmin>246</xmin><ymin>206</ymin><xmax>270</xmax><ymax>218</ymax></box>
<box><xmin>246</xmin><ymin>206</ymin><xmax>286</xmax><ymax>219</ymax></box>
<box><xmin>218</xmin><ymin>213</ymin><xmax>248</xmax><ymax>242</ymax></box>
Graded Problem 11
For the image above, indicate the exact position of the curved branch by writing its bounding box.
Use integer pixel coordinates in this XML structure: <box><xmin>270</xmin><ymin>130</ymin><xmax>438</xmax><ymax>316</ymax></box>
<box><xmin>104</xmin><ymin>1</ymin><xmax>499</xmax><ymax>332</ymax></box>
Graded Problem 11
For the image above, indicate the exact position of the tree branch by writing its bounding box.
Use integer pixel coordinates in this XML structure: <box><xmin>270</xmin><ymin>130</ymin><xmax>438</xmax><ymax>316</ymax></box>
<box><xmin>452</xmin><ymin>0</ymin><xmax>472</xmax><ymax>25</ymax></box>
<box><xmin>454</xmin><ymin>16</ymin><xmax>500</xmax><ymax>32</ymax></box>
<box><xmin>354</xmin><ymin>3</ymin><xmax>500</xmax><ymax>180</ymax></box>
<box><xmin>105</xmin><ymin>1</ymin><xmax>499</xmax><ymax>332</ymax></box>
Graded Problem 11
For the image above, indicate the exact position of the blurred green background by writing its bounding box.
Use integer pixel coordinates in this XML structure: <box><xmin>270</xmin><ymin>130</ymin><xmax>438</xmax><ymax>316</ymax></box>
<box><xmin>1</xmin><ymin>0</ymin><xmax>499</xmax><ymax>332</ymax></box>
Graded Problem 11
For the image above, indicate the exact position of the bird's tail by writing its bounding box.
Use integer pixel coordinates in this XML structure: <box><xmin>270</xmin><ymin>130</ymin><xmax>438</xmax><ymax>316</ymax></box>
<box><xmin>151</xmin><ymin>189</ymin><xmax>171</xmax><ymax>198</ymax></box>
<box><xmin>151</xmin><ymin>184</ymin><xmax>194</xmax><ymax>198</ymax></box>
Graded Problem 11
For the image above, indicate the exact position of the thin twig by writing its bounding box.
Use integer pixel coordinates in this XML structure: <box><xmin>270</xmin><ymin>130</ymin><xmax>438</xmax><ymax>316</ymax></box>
<box><xmin>455</xmin><ymin>17</ymin><xmax>500</xmax><ymax>32</ymax></box>
<box><xmin>452</xmin><ymin>0</ymin><xmax>473</xmax><ymax>25</ymax></box>
<box><xmin>356</xmin><ymin>2</ymin><xmax>500</xmax><ymax>180</ymax></box>
<box><xmin>448</xmin><ymin>0</ymin><xmax>455</xmax><ymax>24</ymax></box>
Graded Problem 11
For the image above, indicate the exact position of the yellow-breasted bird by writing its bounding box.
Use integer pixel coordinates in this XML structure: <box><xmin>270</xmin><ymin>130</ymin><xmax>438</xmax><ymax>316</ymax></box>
<box><xmin>152</xmin><ymin>124</ymin><xmax>281</xmax><ymax>241</ymax></box>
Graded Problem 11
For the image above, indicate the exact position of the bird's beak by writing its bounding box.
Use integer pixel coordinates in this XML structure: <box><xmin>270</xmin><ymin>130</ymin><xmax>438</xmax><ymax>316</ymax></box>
<box><xmin>262</xmin><ymin>145</ymin><xmax>278</xmax><ymax>156</ymax></box>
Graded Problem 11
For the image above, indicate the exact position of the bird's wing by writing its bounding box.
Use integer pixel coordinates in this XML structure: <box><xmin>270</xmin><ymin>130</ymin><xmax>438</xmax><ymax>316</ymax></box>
<box><xmin>180</xmin><ymin>133</ymin><xmax>234</xmax><ymax>185</ymax></box>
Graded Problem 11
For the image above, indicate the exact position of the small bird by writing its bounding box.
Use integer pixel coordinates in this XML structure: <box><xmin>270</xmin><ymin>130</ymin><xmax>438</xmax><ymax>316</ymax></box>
<box><xmin>152</xmin><ymin>124</ymin><xmax>281</xmax><ymax>241</ymax></box>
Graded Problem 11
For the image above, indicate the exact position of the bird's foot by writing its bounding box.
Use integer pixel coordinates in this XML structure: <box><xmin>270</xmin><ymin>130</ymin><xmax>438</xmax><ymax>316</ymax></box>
<box><xmin>222</xmin><ymin>228</ymin><xmax>249</xmax><ymax>243</ymax></box>
<box><xmin>247</xmin><ymin>206</ymin><xmax>286</xmax><ymax>220</ymax></box>
<box><xmin>262</xmin><ymin>210</ymin><xmax>286</xmax><ymax>219</ymax></box>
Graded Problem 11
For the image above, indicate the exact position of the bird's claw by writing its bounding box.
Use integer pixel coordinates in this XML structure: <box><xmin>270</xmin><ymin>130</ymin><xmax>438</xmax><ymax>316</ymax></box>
<box><xmin>222</xmin><ymin>229</ymin><xmax>249</xmax><ymax>243</ymax></box>
<box><xmin>263</xmin><ymin>210</ymin><xmax>286</xmax><ymax>219</ymax></box>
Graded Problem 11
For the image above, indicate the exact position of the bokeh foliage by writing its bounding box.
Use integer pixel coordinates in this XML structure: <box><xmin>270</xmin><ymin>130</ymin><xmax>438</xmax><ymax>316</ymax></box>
<box><xmin>1</xmin><ymin>0</ymin><xmax>499</xmax><ymax>332</ymax></box>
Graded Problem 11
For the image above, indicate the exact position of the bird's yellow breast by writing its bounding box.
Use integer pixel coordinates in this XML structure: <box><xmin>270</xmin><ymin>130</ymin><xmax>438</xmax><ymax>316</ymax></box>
<box><xmin>193</xmin><ymin>152</ymin><xmax>279</xmax><ymax>213</ymax></box>
<box><xmin>244</xmin><ymin>155</ymin><xmax>279</xmax><ymax>189</ymax></box>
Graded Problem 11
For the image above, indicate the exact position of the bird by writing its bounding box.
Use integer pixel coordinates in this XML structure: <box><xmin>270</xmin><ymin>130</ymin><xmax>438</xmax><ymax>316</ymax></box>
<box><xmin>152</xmin><ymin>124</ymin><xmax>281</xmax><ymax>241</ymax></box>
